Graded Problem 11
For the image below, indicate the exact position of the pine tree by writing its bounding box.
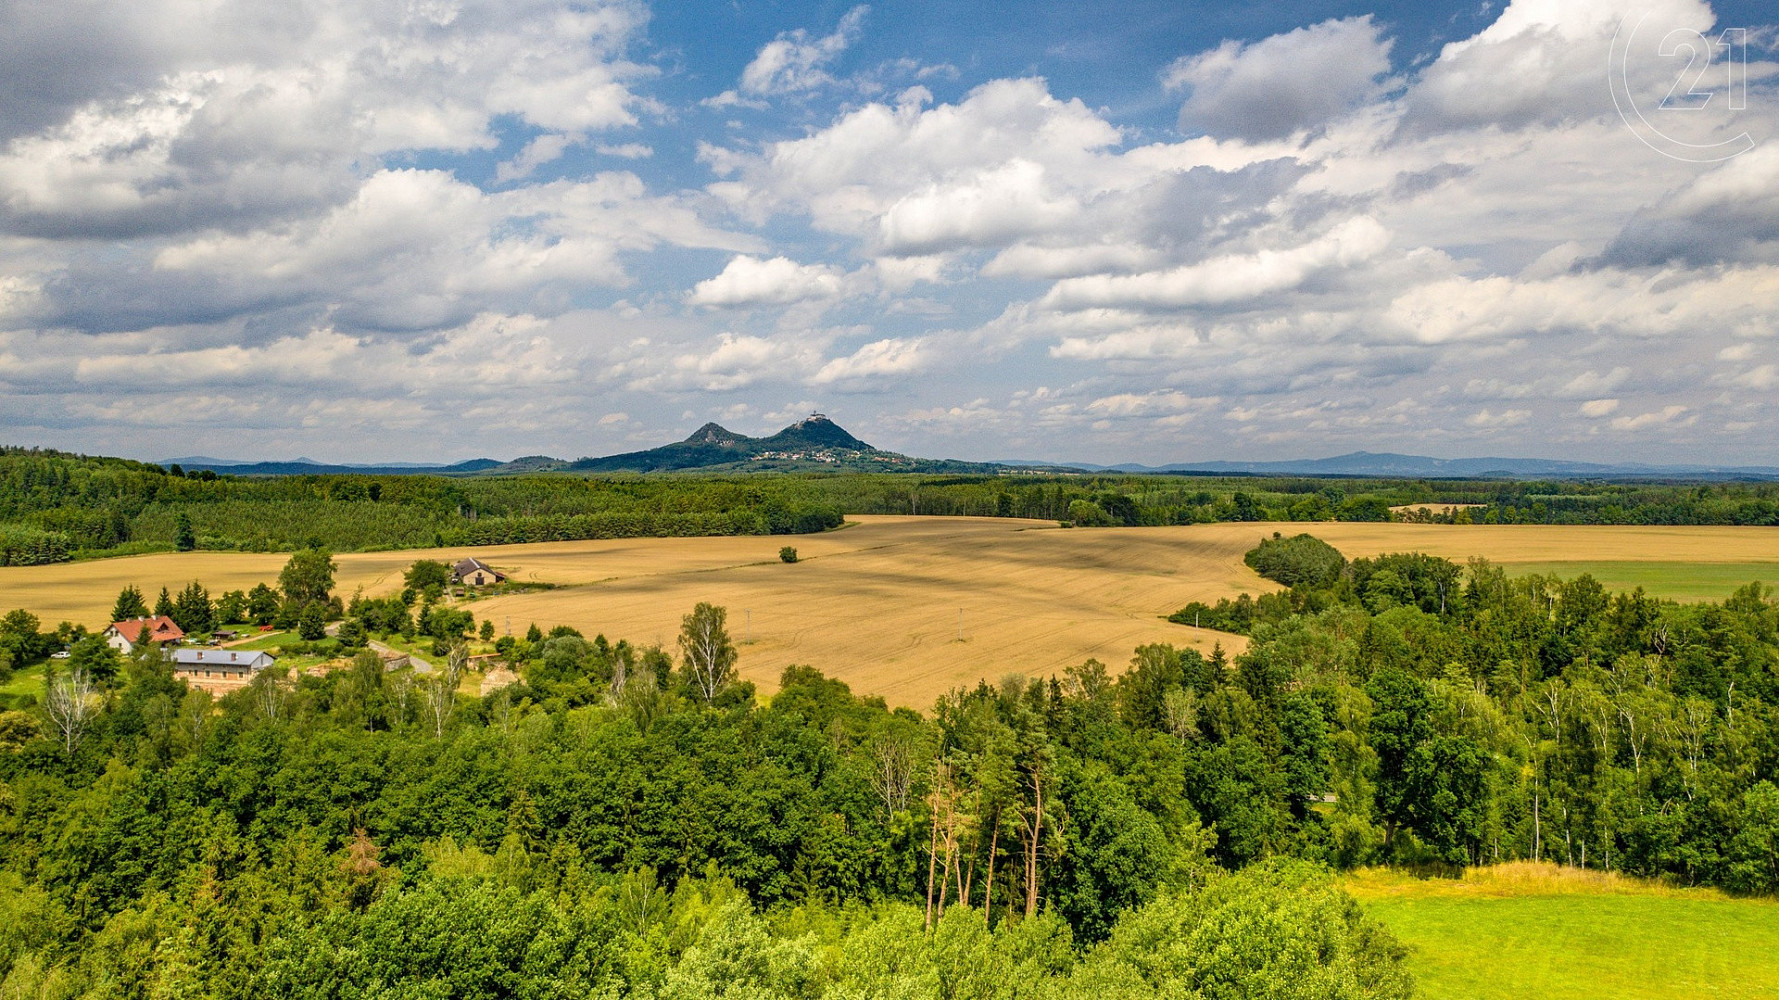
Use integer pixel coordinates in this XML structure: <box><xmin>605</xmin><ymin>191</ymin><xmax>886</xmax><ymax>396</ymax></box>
<box><xmin>154</xmin><ymin>587</ymin><xmax>175</xmax><ymax>619</ymax></box>
<box><xmin>173</xmin><ymin>581</ymin><xmax>215</xmax><ymax>634</ymax></box>
<box><xmin>111</xmin><ymin>585</ymin><xmax>149</xmax><ymax>622</ymax></box>
<box><xmin>174</xmin><ymin>512</ymin><xmax>196</xmax><ymax>552</ymax></box>
<box><xmin>505</xmin><ymin>787</ymin><xmax>541</xmax><ymax>853</ymax></box>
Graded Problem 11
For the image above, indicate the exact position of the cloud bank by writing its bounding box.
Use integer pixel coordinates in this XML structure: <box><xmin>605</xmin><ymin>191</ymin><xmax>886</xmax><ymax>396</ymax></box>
<box><xmin>2</xmin><ymin>0</ymin><xmax>1777</xmax><ymax>466</ymax></box>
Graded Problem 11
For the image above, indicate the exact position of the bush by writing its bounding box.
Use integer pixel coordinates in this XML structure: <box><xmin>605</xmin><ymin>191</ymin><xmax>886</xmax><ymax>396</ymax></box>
<box><xmin>1091</xmin><ymin>859</ymin><xmax>1412</xmax><ymax>999</ymax></box>
<box><xmin>1067</xmin><ymin>500</ymin><xmax>1115</xmax><ymax>527</ymax></box>
<box><xmin>337</xmin><ymin>618</ymin><xmax>367</xmax><ymax>648</ymax></box>
<box><xmin>779</xmin><ymin>546</ymin><xmax>798</xmax><ymax>563</ymax></box>
<box><xmin>1244</xmin><ymin>533</ymin><xmax>1346</xmax><ymax>589</ymax></box>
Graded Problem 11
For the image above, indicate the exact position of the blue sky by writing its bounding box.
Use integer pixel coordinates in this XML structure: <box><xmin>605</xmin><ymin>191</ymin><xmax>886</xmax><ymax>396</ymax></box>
<box><xmin>1</xmin><ymin>0</ymin><xmax>1777</xmax><ymax>465</ymax></box>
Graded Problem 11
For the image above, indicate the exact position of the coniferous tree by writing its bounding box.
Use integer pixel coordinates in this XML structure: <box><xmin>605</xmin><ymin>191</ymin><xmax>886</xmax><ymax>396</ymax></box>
<box><xmin>174</xmin><ymin>512</ymin><xmax>196</xmax><ymax>552</ymax></box>
<box><xmin>110</xmin><ymin>585</ymin><xmax>149</xmax><ymax>622</ymax></box>
<box><xmin>172</xmin><ymin>581</ymin><xmax>215</xmax><ymax>635</ymax></box>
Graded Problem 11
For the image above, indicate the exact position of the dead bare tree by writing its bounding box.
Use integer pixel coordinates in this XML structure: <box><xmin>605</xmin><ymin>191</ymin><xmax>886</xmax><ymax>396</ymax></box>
<box><xmin>251</xmin><ymin>667</ymin><xmax>290</xmax><ymax>722</ymax></box>
<box><xmin>1021</xmin><ymin>770</ymin><xmax>1042</xmax><ymax>916</ymax></box>
<box><xmin>868</xmin><ymin>729</ymin><xmax>916</xmax><ymax>815</ymax></box>
<box><xmin>1162</xmin><ymin>687</ymin><xmax>1200</xmax><ymax>742</ymax></box>
<box><xmin>924</xmin><ymin>759</ymin><xmax>962</xmax><ymax>930</ymax></box>
<box><xmin>45</xmin><ymin>667</ymin><xmax>96</xmax><ymax>756</ymax></box>
<box><xmin>388</xmin><ymin>670</ymin><xmax>414</xmax><ymax>725</ymax></box>
<box><xmin>423</xmin><ymin>643</ymin><xmax>466</xmax><ymax>738</ymax></box>
<box><xmin>607</xmin><ymin>652</ymin><xmax>630</xmax><ymax>704</ymax></box>
<box><xmin>180</xmin><ymin>688</ymin><xmax>212</xmax><ymax>746</ymax></box>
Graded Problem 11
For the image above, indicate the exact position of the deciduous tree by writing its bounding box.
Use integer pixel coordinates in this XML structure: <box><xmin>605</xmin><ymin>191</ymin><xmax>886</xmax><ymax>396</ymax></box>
<box><xmin>678</xmin><ymin>603</ymin><xmax>736</xmax><ymax>703</ymax></box>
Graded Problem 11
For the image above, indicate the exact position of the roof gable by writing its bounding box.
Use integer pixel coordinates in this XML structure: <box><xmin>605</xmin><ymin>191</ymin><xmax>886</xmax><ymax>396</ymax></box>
<box><xmin>453</xmin><ymin>557</ymin><xmax>504</xmax><ymax>579</ymax></box>
<box><xmin>108</xmin><ymin>616</ymin><xmax>185</xmax><ymax>643</ymax></box>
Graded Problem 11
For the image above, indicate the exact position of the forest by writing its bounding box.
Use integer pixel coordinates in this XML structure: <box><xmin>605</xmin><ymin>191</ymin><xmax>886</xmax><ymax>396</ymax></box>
<box><xmin>0</xmin><ymin>530</ymin><xmax>1775</xmax><ymax>997</ymax></box>
<box><xmin>6</xmin><ymin>446</ymin><xmax>1779</xmax><ymax>566</ymax></box>
<box><xmin>0</xmin><ymin>449</ymin><xmax>845</xmax><ymax>564</ymax></box>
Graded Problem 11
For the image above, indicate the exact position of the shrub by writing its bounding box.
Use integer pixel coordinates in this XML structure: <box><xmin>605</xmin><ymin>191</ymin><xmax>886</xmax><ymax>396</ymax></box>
<box><xmin>1067</xmin><ymin>500</ymin><xmax>1114</xmax><ymax>527</ymax></box>
<box><xmin>779</xmin><ymin>546</ymin><xmax>798</xmax><ymax>563</ymax></box>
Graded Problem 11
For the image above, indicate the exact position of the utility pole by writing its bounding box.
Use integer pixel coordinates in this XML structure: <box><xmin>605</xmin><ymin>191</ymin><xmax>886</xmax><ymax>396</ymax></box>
<box><xmin>745</xmin><ymin>609</ymin><xmax>752</xmax><ymax>642</ymax></box>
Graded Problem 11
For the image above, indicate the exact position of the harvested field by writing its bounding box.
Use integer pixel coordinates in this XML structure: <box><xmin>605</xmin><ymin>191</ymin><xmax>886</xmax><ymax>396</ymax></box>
<box><xmin>456</xmin><ymin>516</ymin><xmax>1257</xmax><ymax>707</ymax></box>
<box><xmin>7</xmin><ymin>517</ymin><xmax>1777</xmax><ymax>704</ymax></box>
<box><xmin>0</xmin><ymin>516</ymin><xmax>1256</xmax><ymax>707</ymax></box>
<box><xmin>1272</xmin><ymin>521</ymin><xmax>1779</xmax><ymax>565</ymax></box>
<box><xmin>1387</xmin><ymin>502</ymin><xmax>1486</xmax><ymax>515</ymax></box>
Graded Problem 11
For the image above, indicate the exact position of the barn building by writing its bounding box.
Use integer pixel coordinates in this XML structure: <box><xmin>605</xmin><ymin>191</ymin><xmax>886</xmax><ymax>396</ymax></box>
<box><xmin>168</xmin><ymin>648</ymin><xmax>277</xmax><ymax>693</ymax></box>
<box><xmin>452</xmin><ymin>557</ymin><xmax>507</xmax><ymax>586</ymax></box>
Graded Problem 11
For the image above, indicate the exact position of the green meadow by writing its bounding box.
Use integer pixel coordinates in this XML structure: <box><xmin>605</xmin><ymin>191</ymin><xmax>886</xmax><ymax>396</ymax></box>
<box><xmin>1349</xmin><ymin>866</ymin><xmax>1779</xmax><ymax>1000</ymax></box>
<box><xmin>1497</xmin><ymin>560</ymin><xmax>1779</xmax><ymax>603</ymax></box>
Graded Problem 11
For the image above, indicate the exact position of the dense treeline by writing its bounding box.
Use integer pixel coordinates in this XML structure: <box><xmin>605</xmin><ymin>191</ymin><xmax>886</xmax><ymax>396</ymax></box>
<box><xmin>1171</xmin><ymin>536</ymin><xmax>1779</xmax><ymax>888</ymax></box>
<box><xmin>814</xmin><ymin>475</ymin><xmax>1779</xmax><ymax>527</ymax></box>
<box><xmin>0</xmin><ymin>448</ymin><xmax>844</xmax><ymax>558</ymax></box>
<box><xmin>7</xmin><ymin>446</ymin><xmax>1779</xmax><ymax>566</ymax></box>
<box><xmin>0</xmin><ymin>524</ymin><xmax>71</xmax><ymax>566</ymax></box>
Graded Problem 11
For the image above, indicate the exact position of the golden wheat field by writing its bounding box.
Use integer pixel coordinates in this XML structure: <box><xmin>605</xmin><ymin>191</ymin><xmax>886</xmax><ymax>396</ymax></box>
<box><xmin>5</xmin><ymin>517</ymin><xmax>1779</xmax><ymax>706</ymax></box>
<box><xmin>0</xmin><ymin>516</ymin><xmax>1257</xmax><ymax>706</ymax></box>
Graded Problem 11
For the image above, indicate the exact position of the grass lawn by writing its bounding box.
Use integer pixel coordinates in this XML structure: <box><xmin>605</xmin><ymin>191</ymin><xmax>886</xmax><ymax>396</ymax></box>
<box><xmin>1347</xmin><ymin>864</ymin><xmax>1779</xmax><ymax>1000</ymax></box>
<box><xmin>369</xmin><ymin>633</ymin><xmax>499</xmax><ymax>659</ymax></box>
<box><xmin>225</xmin><ymin>631</ymin><xmax>296</xmax><ymax>651</ymax></box>
<box><xmin>0</xmin><ymin>660</ymin><xmax>45</xmax><ymax>705</ymax></box>
<box><xmin>211</xmin><ymin>631</ymin><xmax>346</xmax><ymax>672</ymax></box>
<box><xmin>1494</xmin><ymin>561</ymin><xmax>1779</xmax><ymax>603</ymax></box>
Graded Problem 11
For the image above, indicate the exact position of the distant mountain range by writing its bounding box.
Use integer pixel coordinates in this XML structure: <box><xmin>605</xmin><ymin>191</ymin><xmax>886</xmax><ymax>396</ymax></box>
<box><xmin>164</xmin><ymin>456</ymin><xmax>504</xmax><ymax>476</ymax></box>
<box><xmin>166</xmin><ymin>437</ymin><xmax>1779</xmax><ymax>482</ymax></box>
<box><xmin>165</xmin><ymin>415</ymin><xmax>1063</xmax><ymax>477</ymax></box>
<box><xmin>1009</xmin><ymin>451</ymin><xmax>1779</xmax><ymax>481</ymax></box>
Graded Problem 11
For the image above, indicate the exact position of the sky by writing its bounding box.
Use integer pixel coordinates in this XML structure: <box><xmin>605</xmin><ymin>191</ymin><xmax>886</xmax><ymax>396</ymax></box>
<box><xmin>2</xmin><ymin>0</ymin><xmax>1777</xmax><ymax>466</ymax></box>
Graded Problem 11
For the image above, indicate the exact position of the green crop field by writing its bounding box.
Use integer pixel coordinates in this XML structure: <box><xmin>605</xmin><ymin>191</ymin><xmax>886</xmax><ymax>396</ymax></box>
<box><xmin>1492</xmin><ymin>560</ymin><xmax>1779</xmax><ymax>603</ymax></box>
<box><xmin>1347</xmin><ymin>865</ymin><xmax>1779</xmax><ymax>1000</ymax></box>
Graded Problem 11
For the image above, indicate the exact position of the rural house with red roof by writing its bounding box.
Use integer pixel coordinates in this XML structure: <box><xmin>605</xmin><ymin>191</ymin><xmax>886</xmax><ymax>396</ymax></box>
<box><xmin>103</xmin><ymin>616</ymin><xmax>185</xmax><ymax>654</ymax></box>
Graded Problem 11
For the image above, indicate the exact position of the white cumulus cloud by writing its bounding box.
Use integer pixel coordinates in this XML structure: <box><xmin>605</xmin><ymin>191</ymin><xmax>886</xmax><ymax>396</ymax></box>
<box><xmin>688</xmin><ymin>255</ymin><xmax>849</xmax><ymax>308</ymax></box>
<box><xmin>1165</xmin><ymin>16</ymin><xmax>1394</xmax><ymax>141</ymax></box>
